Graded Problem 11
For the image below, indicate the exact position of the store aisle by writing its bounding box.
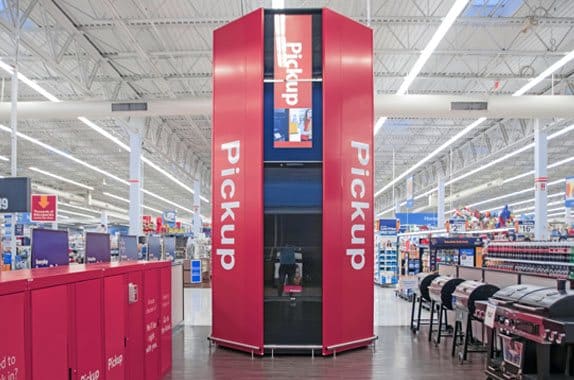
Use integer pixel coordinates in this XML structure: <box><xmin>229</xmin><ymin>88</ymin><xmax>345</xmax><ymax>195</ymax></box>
<box><xmin>183</xmin><ymin>286</ymin><xmax>417</xmax><ymax>327</ymax></box>
<box><xmin>165</xmin><ymin>326</ymin><xmax>484</xmax><ymax>379</ymax></box>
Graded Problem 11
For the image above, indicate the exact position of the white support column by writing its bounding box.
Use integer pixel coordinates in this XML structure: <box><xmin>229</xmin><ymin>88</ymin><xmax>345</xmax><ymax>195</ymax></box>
<box><xmin>127</xmin><ymin>118</ymin><xmax>144</xmax><ymax>237</ymax></box>
<box><xmin>437</xmin><ymin>177</ymin><xmax>445</xmax><ymax>228</ymax></box>
<box><xmin>100</xmin><ymin>211</ymin><xmax>108</xmax><ymax>232</ymax></box>
<box><xmin>534</xmin><ymin>119</ymin><xmax>548</xmax><ymax>241</ymax></box>
<box><xmin>10</xmin><ymin>2</ymin><xmax>21</xmax><ymax>270</ymax></box>
<box><xmin>192</xmin><ymin>179</ymin><xmax>202</xmax><ymax>236</ymax></box>
<box><xmin>566</xmin><ymin>207</ymin><xmax>573</xmax><ymax>227</ymax></box>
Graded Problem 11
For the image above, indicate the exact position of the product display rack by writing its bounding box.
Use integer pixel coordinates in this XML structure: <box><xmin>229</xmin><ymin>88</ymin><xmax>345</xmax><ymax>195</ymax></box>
<box><xmin>484</xmin><ymin>241</ymin><xmax>574</xmax><ymax>279</ymax></box>
<box><xmin>375</xmin><ymin>233</ymin><xmax>398</xmax><ymax>285</ymax></box>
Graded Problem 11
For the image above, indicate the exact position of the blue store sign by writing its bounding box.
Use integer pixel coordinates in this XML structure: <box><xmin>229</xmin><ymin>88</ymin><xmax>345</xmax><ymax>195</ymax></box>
<box><xmin>396</xmin><ymin>212</ymin><xmax>438</xmax><ymax>227</ymax></box>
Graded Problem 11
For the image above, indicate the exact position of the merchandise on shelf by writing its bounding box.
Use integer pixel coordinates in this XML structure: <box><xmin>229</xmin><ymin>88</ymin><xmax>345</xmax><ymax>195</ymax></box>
<box><xmin>374</xmin><ymin>219</ymin><xmax>398</xmax><ymax>285</ymax></box>
<box><xmin>484</xmin><ymin>241</ymin><xmax>574</xmax><ymax>279</ymax></box>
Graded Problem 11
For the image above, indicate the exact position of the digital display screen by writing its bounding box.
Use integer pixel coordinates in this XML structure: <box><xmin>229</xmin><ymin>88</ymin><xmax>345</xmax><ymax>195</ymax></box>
<box><xmin>147</xmin><ymin>235</ymin><xmax>161</xmax><ymax>261</ymax></box>
<box><xmin>31</xmin><ymin>228</ymin><xmax>69</xmax><ymax>268</ymax></box>
<box><xmin>273</xmin><ymin>14</ymin><xmax>313</xmax><ymax>149</ymax></box>
<box><xmin>118</xmin><ymin>235</ymin><xmax>138</xmax><ymax>261</ymax></box>
<box><xmin>85</xmin><ymin>232</ymin><xmax>111</xmax><ymax>263</ymax></box>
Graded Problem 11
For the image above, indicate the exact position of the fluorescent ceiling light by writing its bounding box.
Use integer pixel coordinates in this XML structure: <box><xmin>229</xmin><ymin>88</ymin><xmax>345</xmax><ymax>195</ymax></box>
<box><xmin>102</xmin><ymin>192</ymin><xmax>162</xmax><ymax>214</ymax></box>
<box><xmin>514</xmin><ymin>201</ymin><xmax>564</xmax><ymax>213</ymax></box>
<box><xmin>374</xmin><ymin>117</ymin><xmax>387</xmax><ymax>135</ymax></box>
<box><xmin>0</xmin><ymin>155</ymin><xmax>8</xmax><ymax>162</ymax></box>
<box><xmin>375</xmin><ymin>0</ymin><xmax>469</xmax><ymax>133</ymax></box>
<box><xmin>375</xmin><ymin>117</ymin><xmax>486</xmax><ymax>197</ymax></box>
<box><xmin>397</xmin><ymin>0</ymin><xmax>470</xmax><ymax>95</ymax></box>
<box><xmin>29</xmin><ymin>166</ymin><xmax>95</xmax><ymax>191</ymax></box>
<box><xmin>393</xmin><ymin>122</ymin><xmax>574</xmax><ymax>207</ymax></box>
<box><xmin>59</xmin><ymin>209</ymin><xmax>99</xmax><ymax>219</ymax></box>
<box><xmin>0</xmin><ymin>124</ymin><xmax>129</xmax><ymax>185</ymax></box>
<box><xmin>484</xmin><ymin>192</ymin><xmax>565</xmax><ymax>212</ymax></box>
<box><xmin>0</xmin><ymin>60</ymin><xmax>207</xmax><ymax>207</ymax></box>
<box><xmin>376</xmin><ymin>206</ymin><xmax>395</xmax><ymax>217</ymax></box>
<box><xmin>78</xmin><ymin>117</ymin><xmax>129</xmax><ymax>150</ymax></box>
<box><xmin>58</xmin><ymin>203</ymin><xmax>100</xmax><ymax>214</ymax></box>
<box><xmin>0</xmin><ymin>60</ymin><xmax>61</xmax><ymax>102</ymax></box>
<box><xmin>513</xmin><ymin>49</ymin><xmax>574</xmax><ymax>96</ymax></box>
<box><xmin>0</xmin><ymin>124</ymin><xmax>195</xmax><ymax>215</ymax></box>
<box><xmin>446</xmin><ymin>141</ymin><xmax>532</xmax><ymax>186</ymax></box>
<box><xmin>78</xmin><ymin>117</ymin><xmax>210</xmax><ymax>204</ymax></box>
<box><xmin>142</xmin><ymin>189</ymin><xmax>194</xmax><ymax>214</ymax></box>
<box><xmin>547</xmin><ymin>211</ymin><xmax>566</xmax><ymax>218</ymax></box>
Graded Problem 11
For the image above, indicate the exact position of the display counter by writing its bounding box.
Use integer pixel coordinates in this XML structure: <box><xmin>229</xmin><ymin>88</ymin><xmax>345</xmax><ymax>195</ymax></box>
<box><xmin>0</xmin><ymin>261</ymin><xmax>172</xmax><ymax>380</ymax></box>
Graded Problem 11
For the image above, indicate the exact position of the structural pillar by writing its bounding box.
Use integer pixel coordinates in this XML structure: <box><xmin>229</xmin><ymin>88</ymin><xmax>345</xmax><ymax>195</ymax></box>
<box><xmin>100</xmin><ymin>211</ymin><xmax>108</xmax><ymax>232</ymax></box>
<box><xmin>534</xmin><ymin>119</ymin><xmax>548</xmax><ymax>240</ymax></box>
<box><xmin>192</xmin><ymin>179</ymin><xmax>202</xmax><ymax>236</ymax></box>
<box><xmin>10</xmin><ymin>4</ymin><xmax>21</xmax><ymax>270</ymax></box>
<box><xmin>437</xmin><ymin>177</ymin><xmax>445</xmax><ymax>228</ymax></box>
<box><xmin>127</xmin><ymin>118</ymin><xmax>144</xmax><ymax>237</ymax></box>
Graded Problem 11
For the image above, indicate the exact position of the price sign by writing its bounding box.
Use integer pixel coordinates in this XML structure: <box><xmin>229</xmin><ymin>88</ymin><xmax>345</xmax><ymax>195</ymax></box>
<box><xmin>484</xmin><ymin>304</ymin><xmax>497</xmax><ymax>328</ymax></box>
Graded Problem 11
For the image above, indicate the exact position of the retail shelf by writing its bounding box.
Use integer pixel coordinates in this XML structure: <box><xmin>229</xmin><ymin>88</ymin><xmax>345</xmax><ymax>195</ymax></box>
<box><xmin>485</xmin><ymin>257</ymin><xmax>574</xmax><ymax>266</ymax></box>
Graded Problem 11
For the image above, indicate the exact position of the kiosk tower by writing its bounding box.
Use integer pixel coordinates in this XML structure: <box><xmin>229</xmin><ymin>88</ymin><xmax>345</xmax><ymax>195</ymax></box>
<box><xmin>211</xmin><ymin>8</ymin><xmax>374</xmax><ymax>356</ymax></box>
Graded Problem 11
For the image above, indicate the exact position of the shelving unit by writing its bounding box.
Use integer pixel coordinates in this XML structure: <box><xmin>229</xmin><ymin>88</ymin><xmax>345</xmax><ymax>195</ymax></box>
<box><xmin>484</xmin><ymin>241</ymin><xmax>574</xmax><ymax>279</ymax></box>
<box><xmin>375</xmin><ymin>230</ymin><xmax>398</xmax><ymax>286</ymax></box>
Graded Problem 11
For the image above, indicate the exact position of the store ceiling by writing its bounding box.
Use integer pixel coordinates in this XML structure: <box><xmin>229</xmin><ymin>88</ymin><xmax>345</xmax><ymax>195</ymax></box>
<box><xmin>0</xmin><ymin>0</ymin><xmax>573</xmax><ymax>224</ymax></box>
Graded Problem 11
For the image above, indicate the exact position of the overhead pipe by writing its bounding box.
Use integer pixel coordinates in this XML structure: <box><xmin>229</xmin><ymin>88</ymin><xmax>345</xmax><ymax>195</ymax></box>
<box><xmin>2</xmin><ymin>95</ymin><xmax>574</xmax><ymax>120</ymax></box>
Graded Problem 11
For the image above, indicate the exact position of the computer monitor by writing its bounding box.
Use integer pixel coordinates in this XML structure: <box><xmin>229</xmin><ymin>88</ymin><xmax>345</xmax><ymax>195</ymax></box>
<box><xmin>31</xmin><ymin>228</ymin><xmax>69</xmax><ymax>268</ymax></box>
<box><xmin>85</xmin><ymin>232</ymin><xmax>111</xmax><ymax>264</ymax></box>
<box><xmin>118</xmin><ymin>235</ymin><xmax>138</xmax><ymax>261</ymax></box>
<box><xmin>147</xmin><ymin>235</ymin><xmax>161</xmax><ymax>261</ymax></box>
<box><xmin>163</xmin><ymin>236</ymin><xmax>176</xmax><ymax>261</ymax></box>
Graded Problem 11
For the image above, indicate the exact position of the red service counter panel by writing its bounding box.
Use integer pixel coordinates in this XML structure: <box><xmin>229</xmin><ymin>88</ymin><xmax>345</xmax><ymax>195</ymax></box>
<box><xmin>0</xmin><ymin>274</ymin><xmax>27</xmax><ymax>380</ymax></box>
<box><xmin>0</xmin><ymin>261</ymin><xmax>172</xmax><ymax>380</ymax></box>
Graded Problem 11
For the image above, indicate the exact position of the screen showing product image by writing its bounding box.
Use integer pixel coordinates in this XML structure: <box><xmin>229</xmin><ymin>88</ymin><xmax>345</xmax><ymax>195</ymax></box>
<box><xmin>31</xmin><ymin>228</ymin><xmax>69</xmax><ymax>268</ymax></box>
<box><xmin>85</xmin><ymin>232</ymin><xmax>111</xmax><ymax>263</ymax></box>
<box><xmin>119</xmin><ymin>235</ymin><xmax>138</xmax><ymax>261</ymax></box>
<box><xmin>147</xmin><ymin>235</ymin><xmax>161</xmax><ymax>261</ymax></box>
<box><xmin>273</xmin><ymin>14</ymin><xmax>313</xmax><ymax>149</ymax></box>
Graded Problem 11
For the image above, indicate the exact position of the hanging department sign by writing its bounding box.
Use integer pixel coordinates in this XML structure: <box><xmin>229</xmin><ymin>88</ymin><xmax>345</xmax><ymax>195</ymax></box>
<box><xmin>30</xmin><ymin>194</ymin><xmax>57</xmax><ymax>222</ymax></box>
<box><xmin>0</xmin><ymin>177</ymin><xmax>31</xmax><ymax>213</ymax></box>
<box><xmin>566</xmin><ymin>176</ymin><xmax>574</xmax><ymax>208</ymax></box>
<box><xmin>273</xmin><ymin>14</ymin><xmax>313</xmax><ymax>148</ymax></box>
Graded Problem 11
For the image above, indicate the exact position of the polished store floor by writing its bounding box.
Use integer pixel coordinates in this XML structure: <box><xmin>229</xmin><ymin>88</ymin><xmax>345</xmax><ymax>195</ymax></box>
<box><xmin>167</xmin><ymin>287</ymin><xmax>485</xmax><ymax>379</ymax></box>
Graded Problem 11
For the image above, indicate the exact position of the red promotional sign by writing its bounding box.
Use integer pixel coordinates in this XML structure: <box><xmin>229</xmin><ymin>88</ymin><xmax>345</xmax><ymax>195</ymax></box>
<box><xmin>30</xmin><ymin>194</ymin><xmax>57</xmax><ymax>222</ymax></box>
<box><xmin>212</xmin><ymin>9</ymin><xmax>264</xmax><ymax>354</ymax></box>
<box><xmin>273</xmin><ymin>14</ymin><xmax>313</xmax><ymax>148</ymax></box>
<box><xmin>322</xmin><ymin>9</ymin><xmax>374</xmax><ymax>355</ymax></box>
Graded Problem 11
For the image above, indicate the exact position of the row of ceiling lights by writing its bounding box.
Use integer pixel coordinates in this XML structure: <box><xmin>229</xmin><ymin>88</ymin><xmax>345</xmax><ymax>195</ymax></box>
<box><xmin>373</xmin><ymin>0</ymin><xmax>574</xmax><ymax>208</ymax></box>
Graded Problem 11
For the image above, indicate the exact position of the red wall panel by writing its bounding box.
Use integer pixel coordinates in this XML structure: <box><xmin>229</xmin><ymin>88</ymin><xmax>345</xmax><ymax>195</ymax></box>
<box><xmin>73</xmin><ymin>279</ymin><xmax>104</xmax><ymax>380</ymax></box>
<box><xmin>126</xmin><ymin>270</ymin><xmax>144</xmax><ymax>380</ymax></box>
<box><xmin>322</xmin><ymin>8</ymin><xmax>374</xmax><ymax>355</ymax></box>
<box><xmin>143</xmin><ymin>268</ymin><xmax>160</xmax><ymax>380</ymax></box>
<box><xmin>31</xmin><ymin>285</ymin><xmax>70</xmax><ymax>380</ymax></box>
<box><xmin>0</xmin><ymin>293</ymin><xmax>26</xmax><ymax>380</ymax></box>
<box><xmin>104</xmin><ymin>275</ymin><xmax>127</xmax><ymax>380</ymax></box>
<box><xmin>212</xmin><ymin>8</ymin><xmax>265</xmax><ymax>354</ymax></box>
<box><xmin>160</xmin><ymin>266</ymin><xmax>172</xmax><ymax>375</ymax></box>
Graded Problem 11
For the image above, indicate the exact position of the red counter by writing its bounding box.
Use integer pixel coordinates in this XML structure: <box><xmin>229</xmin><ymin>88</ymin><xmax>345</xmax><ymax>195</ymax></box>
<box><xmin>0</xmin><ymin>261</ymin><xmax>172</xmax><ymax>380</ymax></box>
<box><xmin>0</xmin><ymin>272</ymin><xmax>28</xmax><ymax>380</ymax></box>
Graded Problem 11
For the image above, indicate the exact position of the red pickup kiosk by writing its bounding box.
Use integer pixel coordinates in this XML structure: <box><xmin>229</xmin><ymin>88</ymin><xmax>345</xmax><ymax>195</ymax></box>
<box><xmin>211</xmin><ymin>8</ymin><xmax>374</xmax><ymax>356</ymax></box>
